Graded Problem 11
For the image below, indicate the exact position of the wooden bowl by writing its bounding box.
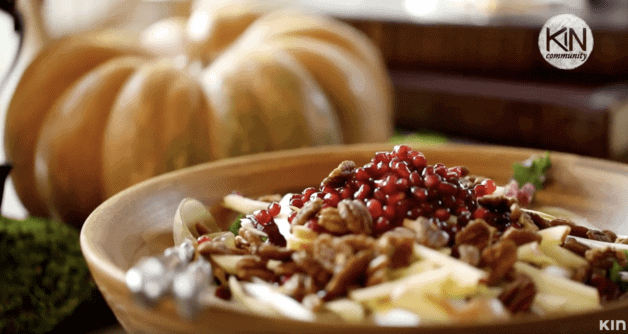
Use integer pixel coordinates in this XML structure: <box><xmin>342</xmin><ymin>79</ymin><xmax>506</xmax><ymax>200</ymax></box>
<box><xmin>80</xmin><ymin>143</ymin><xmax>628</xmax><ymax>334</ymax></box>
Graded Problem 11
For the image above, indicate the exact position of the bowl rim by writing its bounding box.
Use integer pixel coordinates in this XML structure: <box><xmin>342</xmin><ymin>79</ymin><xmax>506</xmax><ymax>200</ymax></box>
<box><xmin>80</xmin><ymin>142</ymin><xmax>628</xmax><ymax>330</ymax></box>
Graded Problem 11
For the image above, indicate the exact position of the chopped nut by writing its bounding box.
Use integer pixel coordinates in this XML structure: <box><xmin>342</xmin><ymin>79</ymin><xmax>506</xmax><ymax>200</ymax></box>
<box><xmin>338</xmin><ymin>199</ymin><xmax>373</xmax><ymax>235</ymax></box>
<box><xmin>481</xmin><ymin>239</ymin><xmax>518</xmax><ymax>285</ymax></box>
<box><xmin>256</xmin><ymin>243</ymin><xmax>295</xmax><ymax>261</ymax></box>
<box><xmin>238</xmin><ymin>226</ymin><xmax>264</xmax><ymax>246</ymax></box>
<box><xmin>604</xmin><ymin>230</ymin><xmax>618</xmax><ymax>242</ymax></box>
<box><xmin>563</xmin><ymin>238</ymin><xmax>591</xmax><ymax>257</ymax></box>
<box><xmin>586</xmin><ymin>229</ymin><xmax>613</xmax><ymax>242</ymax></box>
<box><xmin>501</xmin><ymin>227</ymin><xmax>542</xmax><ymax>246</ymax></box>
<box><xmin>455</xmin><ymin>219</ymin><xmax>497</xmax><ymax>251</ymax></box>
<box><xmin>518</xmin><ymin>211</ymin><xmax>539</xmax><ymax>231</ymax></box>
<box><xmin>321</xmin><ymin>161</ymin><xmax>356</xmax><ymax>187</ymax></box>
<box><xmin>585</xmin><ymin>247</ymin><xmax>628</xmax><ymax>270</ymax></box>
<box><xmin>292</xmin><ymin>198</ymin><xmax>323</xmax><ymax>227</ymax></box>
<box><xmin>526</xmin><ymin>211</ymin><xmax>551</xmax><ymax>229</ymax></box>
<box><xmin>366</xmin><ymin>255</ymin><xmax>390</xmax><ymax>286</ymax></box>
<box><xmin>198</xmin><ymin>239</ymin><xmax>248</xmax><ymax>256</ymax></box>
<box><xmin>509</xmin><ymin>203</ymin><xmax>522</xmax><ymax>223</ymax></box>
<box><xmin>337</xmin><ymin>234</ymin><xmax>376</xmax><ymax>251</ymax></box>
<box><xmin>292</xmin><ymin>251</ymin><xmax>332</xmax><ymax>288</ymax></box>
<box><xmin>280</xmin><ymin>273</ymin><xmax>315</xmax><ymax>301</ymax></box>
<box><xmin>404</xmin><ymin>217</ymin><xmax>449</xmax><ymax>249</ymax></box>
<box><xmin>571</xmin><ymin>266</ymin><xmax>591</xmax><ymax>283</ymax></box>
<box><xmin>457</xmin><ymin>244</ymin><xmax>481</xmax><ymax>267</ymax></box>
<box><xmin>478</xmin><ymin>195</ymin><xmax>517</xmax><ymax>211</ymax></box>
<box><xmin>318</xmin><ymin>207</ymin><xmax>349</xmax><ymax>234</ymax></box>
<box><xmin>498</xmin><ymin>274</ymin><xmax>537</xmax><ymax>313</ymax></box>
<box><xmin>376</xmin><ymin>228</ymin><xmax>415</xmax><ymax>268</ymax></box>
<box><xmin>272</xmin><ymin>261</ymin><xmax>300</xmax><ymax>276</ymax></box>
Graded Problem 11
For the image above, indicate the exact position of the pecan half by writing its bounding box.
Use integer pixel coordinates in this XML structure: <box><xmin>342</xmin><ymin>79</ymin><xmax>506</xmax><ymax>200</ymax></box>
<box><xmin>256</xmin><ymin>243</ymin><xmax>295</xmax><ymax>261</ymax></box>
<box><xmin>586</xmin><ymin>229</ymin><xmax>613</xmax><ymax>242</ymax></box>
<box><xmin>526</xmin><ymin>211</ymin><xmax>551</xmax><ymax>230</ymax></box>
<box><xmin>338</xmin><ymin>199</ymin><xmax>373</xmax><ymax>235</ymax></box>
<box><xmin>323</xmin><ymin>249</ymin><xmax>373</xmax><ymax>300</ymax></box>
<box><xmin>477</xmin><ymin>195</ymin><xmax>517</xmax><ymax>211</ymax></box>
<box><xmin>318</xmin><ymin>207</ymin><xmax>349</xmax><ymax>234</ymax></box>
<box><xmin>366</xmin><ymin>255</ymin><xmax>390</xmax><ymax>286</ymax></box>
<box><xmin>292</xmin><ymin>198</ymin><xmax>323</xmax><ymax>227</ymax></box>
<box><xmin>404</xmin><ymin>217</ymin><xmax>449</xmax><ymax>249</ymax></box>
<box><xmin>376</xmin><ymin>227</ymin><xmax>415</xmax><ymax>268</ymax></box>
<box><xmin>481</xmin><ymin>239</ymin><xmax>518</xmax><ymax>285</ymax></box>
<box><xmin>498</xmin><ymin>274</ymin><xmax>537</xmax><ymax>313</ymax></box>
<box><xmin>321</xmin><ymin>160</ymin><xmax>356</xmax><ymax>187</ymax></box>
<box><xmin>550</xmin><ymin>218</ymin><xmax>589</xmax><ymax>238</ymax></box>
<box><xmin>501</xmin><ymin>227</ymin><xmax>542</xmax><ymax>246</ymax></box>
<box><xmin>455</xmin><ymin>219</ymin><xmax>497</xmax><ymax>251</ymax></box>
<box><xmin>235</xmin><ymin>255</ymin><xmax>276</xmax><ymax>281</ymax></box>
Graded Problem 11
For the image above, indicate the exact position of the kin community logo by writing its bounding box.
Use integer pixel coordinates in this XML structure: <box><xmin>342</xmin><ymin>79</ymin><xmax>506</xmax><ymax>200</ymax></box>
<box><xmin>538</xmin><ymin>14</ymin><xmax>593</xmax><ymax>70</ymax></box>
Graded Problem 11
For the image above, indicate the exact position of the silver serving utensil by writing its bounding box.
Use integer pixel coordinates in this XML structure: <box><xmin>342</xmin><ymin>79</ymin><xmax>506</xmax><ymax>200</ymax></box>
<box><xmin>125</xmin><ymin>239</ymin><xmax>213</xmax><ymax>318</ymax></box>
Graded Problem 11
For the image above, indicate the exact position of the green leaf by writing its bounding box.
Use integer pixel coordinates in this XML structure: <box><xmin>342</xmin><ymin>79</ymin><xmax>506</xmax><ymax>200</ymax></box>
<box><xmin>512</xmin><ymin>151</ymin><xmax>552</xmax><ymax>189</ymax></box>
<box><xmin>228</xmin><ymin>215</ymin><xmax>243</xmax><ymax>235</ymax></box>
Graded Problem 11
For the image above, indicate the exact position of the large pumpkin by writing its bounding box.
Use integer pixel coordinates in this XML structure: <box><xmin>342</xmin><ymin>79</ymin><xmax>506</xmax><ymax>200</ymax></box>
<box><xmin>4</xmin><ymin>2</ymin><xmax>393</xmax><ymax>226</ymax></box>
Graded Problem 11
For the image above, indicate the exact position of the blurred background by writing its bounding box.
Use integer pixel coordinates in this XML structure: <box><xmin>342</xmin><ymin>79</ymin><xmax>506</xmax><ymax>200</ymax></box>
<box><xmin>1</xmin><ymin>0</ymin><xmax>628</xmax><ymax>332</ymax></box>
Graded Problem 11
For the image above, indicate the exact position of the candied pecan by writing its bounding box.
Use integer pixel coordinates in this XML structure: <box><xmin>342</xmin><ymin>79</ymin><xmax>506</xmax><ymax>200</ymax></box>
<box><xmin>404</xmin><ymin>217</ymin><xmax>449</xmax><ymax>249</ymax></box>
<box><xmin>501</xmin><ymin>227</ymin><xmax>542</xmax><ymax>246</ymax></box>
<box><xmin>376</xmin><ymin>228</ymin><xmax>415</xmax><ymax>268</ymax></box>
<box><xmin>318</xmin><ymin>207</ymin><xmax>349</xmax><ymax>234</ymax></box>
<box><xmin>272</xmin><ymin>261</ymin><xmax>300</xmax><ymax>276</ymax></box>
<box><xmin>590</xmin><ymin>272</ymin><xmax>622</xmax><ymax>303</ymax></box>
<box><xmin>563</xmin><ymin>238</ymin><xmax>591</xmax><ymax>257</ymax></box>
<box><xmin>256</xmin><ymin>243</ymin><xmax>295</xmax><ymax>261</ymax></box>
<box><xmin>585</xmin><ymin>248</ymin><xmax>628</xmax><ymax>270</ymax></box>
<box><xmin>604</xmin><ymin>230</ymin><xmax>618</xmax><ymax>242</ymax></box>
<box><xmin>616</xmin><ymin>236</ymin><xmax>628</xmax><ymax>244</ymax></box>
<box><xmin>198</xmin><ymin>239</ymin><xmax>248</xmax><ymax>256</ymax></box>
<box><xmin>477</xmin><ymin>195</ymin><xmax>517</xmax><ymax>211</ymax></box>
<box><xmin>571</xmin><ymin>266</ymin><xmax>591</xmax><ymax>283</ymax></box>
<box><xmin>280</xmin><ymin>273</ymin><xmax>315</xmax><ymax>301</ymax></box>
<box><xmin>526</xmin><ymin>211</ymin><xmax>551</xmax><ymax>229</ymax></box>
<box><xmin>481</xmin><ymin>239</ymin><xmax>518</xmax><ymax>285</ymax></box>
<box><xmin>321</xmin><ymin>160</ymin><xmax>356</xmax><ymax>187</ymax></box>
<box><xmin>455</xmin><ymin>219</ymin><xmax>497</xmax><ymax>251</ymax></box>
<box><xmin>586</xmin><ymin>229</ymin><xmax>613</xmax><ymax>242</ymax></box>
<box><xmin>459</xmin><ymin>175</ymin><xmax>487</xmax><ymax>188</ymax></box>
<box><xmin>323</xmin><ymin>249</ymin><xmax>373</xmax><ymax>300</ymax></box>
<box><xmin>518</xmin><ymin>211</ymin><xmax>539</xmax><ymax>231</ymax></box>
<box><xmin>366</xmin><ymin>255</ymin><xmax>390</xmax><ymax>286</ymax></box>
<box><xmin>256</xmin><ymin>194</ymin><xmax>282</xmax><ymax>203</ymax></box>
<box><xmin>498</xmin><ymin>274</ymin><xmax>537</xmax><ymax>313</ymax></box>
<box><xmin>239</xmin><ymin>226</ymin><xmax>264</xmax><ymax>246</ymax></box>
<box><xmin>292</xmin><ymin>198</ymin><xmax>323</xmax><ymax>227</ymax></box>
<box><xmin>235</xmin><ymin>255</ymin><xmax>276</xmax><ymax>281</ymax></box>
<box><xmin>509</xmin><ymin>203</ymin><xmax>522</xmax><ymax>223</ymax></box>
<box><xmin>457</xmin><ymin>244</ymin><xmax>481</xmax><ymax>267</ymax></box>
<box><xmin>338</xmin><ymin>199</ymin><xmax>373</xmax><ymax>235</ymax></box>
<box><xmin>292</xmin><ymin>251</ymin><xmax>332</xmax><ymax>287</ymax></box>
<box><xmin>550</xmin><ymin>218</ymin><xmax>589</xmax><ymax>238</ymax></box>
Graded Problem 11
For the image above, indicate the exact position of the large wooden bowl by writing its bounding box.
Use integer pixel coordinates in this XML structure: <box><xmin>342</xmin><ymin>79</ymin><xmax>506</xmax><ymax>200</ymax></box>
<box><xmin>80</xmin><ymin>143</ymin><xmax>628</xmax><ymax>334</ymax></box>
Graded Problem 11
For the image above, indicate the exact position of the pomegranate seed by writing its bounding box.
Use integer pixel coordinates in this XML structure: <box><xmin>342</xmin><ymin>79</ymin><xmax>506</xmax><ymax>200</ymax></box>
<box><xmin>254</xmin><ymin>210</ymin><xmax>271</xmax><ymax>225</ymax></box>
<box><xmin>388</xmin><ymin>157</ymin><xmax>402</xmax><ymax>169</ymax></box>
<box><xmin>409</xmin><ymin>171</ymin><xmax>423</xmax><ymax>186</ymax></box>
<box><xmin>197</xmin><ymin>235</ymin><xmax>211</xmax><ymax>244</ymax></box>
<box><xmin>382</xmin><ymin>205</ymin><xmax>396</xmax><ymax>220</ymax></box>
<box><xmin>396</xmin><ymin>200</ymin><xmax>411</xmax><ymax>219</ymax></box>
<box><xmin>474</xmin><ymin>184</ymin><xmax>488</xmax><ymax>197</ymax></box>
<box><xmin>305</xmin><ymin>218</ymin><xmax>325</xmax><ymax>233</ymax></box>
<box><xmin>302</xmin><ymin>187</ymin><xmax>316</xmax><ymax>202</ymax></box>
<box><xmin>364</xmin><ymin>162</ymin><xmax>378</xmax><ymax>178</ymax></box>
<box><xmin>393</xmin><ymin>144</ymin><xmax>411</xmax><ymax>156</ymax></box>
<box><xmin>324</xmin><ymin>192</ymin><xmax>340</xmax><ymax>207</ymax></box>
<box><xmin>396</xmin><ymin>178</ymin><xmax>410</xmax><ymax>192</ymax></box>
<box><xmin>483</xmin><ymin>179</ymin><xmax>497</xmax><ymax>195</ymax></box>
<box><xmin>354</xmin><ymin>183</ymin><xmax>372</xmax><ymax>200</ymax></box>
<box><xmin>355</xmin><ymin>167</ymin><xmax>370</xmax><ymax>182</ymax></box>
<box><xmin>321</xmin><ymin>185</ymin><xmax>336</xmax><ymax>194</ymax></box>
<box><xmin>258</xmin><ymin>220</ymin><xmax>286</xmax><ymax>246</ymax></box>
<box><xmin>374</xmin><ymin>217</ymin><xmax>391</xmax><ymax>235</ymax></box>
<box><xmin>340</xmin><ymin>186</ymin><xmax>353</xmax><ymax>199</ymax></box>
<box><xmin>473</xmin><ymin>207</ymin><xmax>490</xmax><ymax>219</ymax></box>
<box><xmin>215</xmin><ymin>285</ymin><xmax>232</xmax><ymax>300</ymax></box>
<box><xmin>422</xmin><ymin>165</ymin><xmax>434</xmax><ymax>176</ymax></box>
<box><xmin>424</xmin><ymin>174</ymin><xmax>441</xmax><ymax>189</ymax></box>
<box><xmin>420</xmin><ymin>202</ymin><xmax>434</xmax><ymax>214</ymax></box>
<box><xmin>437</xmin><ymin>181</ymin><xmax>458</xmax><ymax>195</ymax></box>
<box><xmin>289</xmin><ymin>198</ymin><xmax>303</xmax><ymax>208</ymax></box>
<box><xmin>440</xmin><ymin>195</ymin><xmax>456</xmax><ymax>208</ymax></box>
<box><xmin>411</xmin><ymin>154</ymin><xmax>427</xmax><ymax>169</ymax></box>
<box><xmin>288</xmin><ymin>211</ymin><xmax>297</xmax><ymax>224</ymax></box>
<box><xmin>408</xmin><ymin>207</ymin><xmax>421</xmax><ymax>219</ymax></box>
<box><xmin>311</xmin><ymin>192</ymin><xmax>325</xmax><ymax>201</ymax></box>
<box><xmin>267</xmin><ymin>202</ymin><xmax>281</xmax><ymax>216</ymax></box>
<box><xmin>445</xmin><ymin>172</ymin><xmax>459</xmax><ymax>182</ymax></box>
<box><xmin>373</xmin><ymin>152</ymin><xmax>391</xmax><ymax>164</ymax></box>
<box><xmin>434</xmin><ymin>164</ymin><xmax>448</xmax><ymax>177</ymax></box>
<box><xmin>366</xmin><ymin>199</ymin><xmax>383</xmax><ymax>219</ymax></box>
<box><xmin>387</xmin><ymin>192</ymin><xmax>406</xmax><ymax>206</ymax></box>
<box><xmin>380</xmin><ymin>174</ymin><xmax>398</xmax><ymax>194</ymax></box>
<box><xmin>393</xmin><ymin>161</ymin><xmax>411</xmax><ymax>178</ymax></box>
<box><xmin>434</xmin><ymin>208</ymin><xmax>451</xmax><ymax>221</ymax></box>
<box><xmin>410</xmin><ymin>187</ymin><xmax>428</xmax><ymax>202</ymax></box>
<box><xmin>373</xmin><ymin>188</ymin><xmax>386</xmax><ymax>201</ymax></box>
<box><xmin>376</xmin><ymin>161</ymin><xmax>390</xmax><ymax>176</ymax></box>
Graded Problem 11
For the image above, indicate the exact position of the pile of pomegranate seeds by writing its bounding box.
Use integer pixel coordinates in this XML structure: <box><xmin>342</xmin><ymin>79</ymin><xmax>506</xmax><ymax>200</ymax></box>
<box><xmin>289</xmin><ymin>145</ymin><xmax>500</xmax><ymax>238</ymax></box>
<box><xmin>248</xmin><ymin>202</ymin><xmax>286</xmax><ymax>246</ymax></box>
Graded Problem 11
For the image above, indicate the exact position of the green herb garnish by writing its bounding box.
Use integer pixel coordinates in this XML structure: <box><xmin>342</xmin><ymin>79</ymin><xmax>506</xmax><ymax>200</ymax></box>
<box><xmin>609</xmin><ymin>251</ymin><xmax>628</xmax><ymax>291</ymax></box>
<box><xmin>512</xmin><ymin>151</ymin><xmax>552</xmax><ymax>189</ymax></box>
<box><xmin>229</xmin><ymin>215</ymin><xmax>244</xmax><ymax>235</ymax></box>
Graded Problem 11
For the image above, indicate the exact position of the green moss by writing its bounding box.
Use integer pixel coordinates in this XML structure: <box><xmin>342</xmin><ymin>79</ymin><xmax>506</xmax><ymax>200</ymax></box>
<box><xmin>0</xmin><ymin>216</ymin><xmax>94</xmax><ymax>333</ymax></box>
